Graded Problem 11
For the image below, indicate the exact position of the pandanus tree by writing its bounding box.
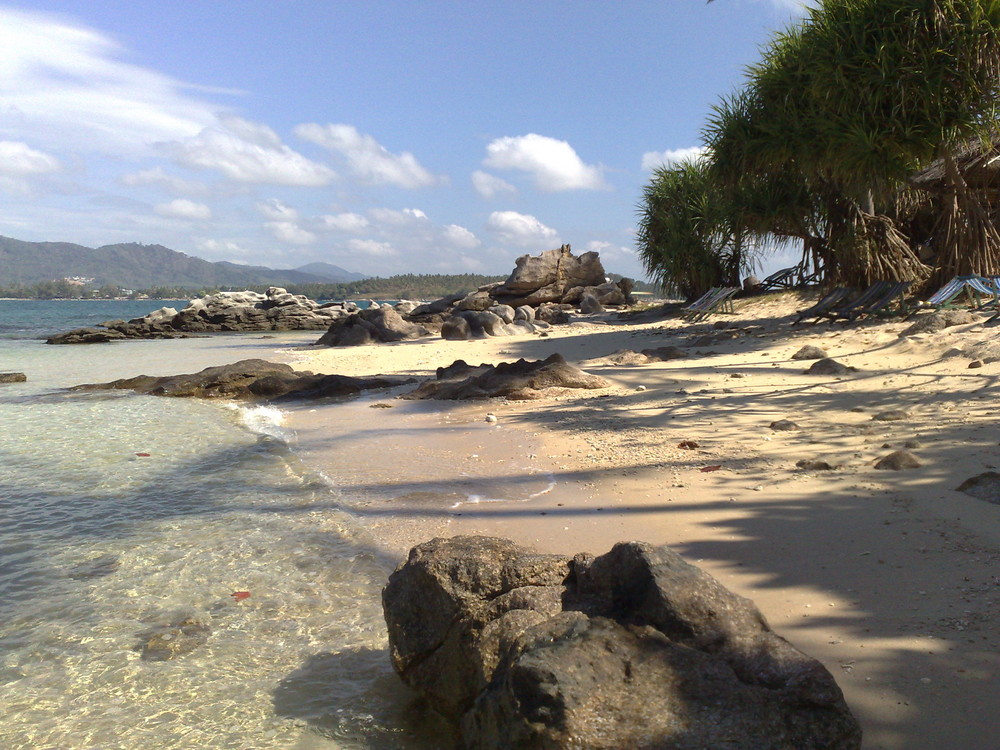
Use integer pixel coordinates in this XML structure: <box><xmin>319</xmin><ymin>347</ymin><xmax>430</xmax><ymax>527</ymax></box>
<box><xmin>701</xmin><ymin>0</ymin><xmax>1000</xmax><ymax>287</ymax></box>
<box><xmin>636</xmin><ymin>157</ymin><xmax>759</xmax><ymax>300</ymax></box>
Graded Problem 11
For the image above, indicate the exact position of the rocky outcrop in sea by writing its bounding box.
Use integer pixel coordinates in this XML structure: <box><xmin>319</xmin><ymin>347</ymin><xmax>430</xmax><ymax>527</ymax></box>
<box><xmin>47</xmin><ymin>287</ymin><xmax>355</xmax><ymax>344</ymax></box>
<box><xmin>382</xmin><ymin>536</ymin><xmax>862</xmax><ymax>750</ymax></box>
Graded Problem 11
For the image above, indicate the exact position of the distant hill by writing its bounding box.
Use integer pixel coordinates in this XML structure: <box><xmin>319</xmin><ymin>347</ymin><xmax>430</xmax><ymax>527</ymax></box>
<box><xmin>294</xmin><ymin>261</ymin><xmax>366</xmax><ymax>282</ymax></box>
<box><xmin>0</xmin><ymin>236</ymin><xmax>365</xmax><ymax>289</ymax></box>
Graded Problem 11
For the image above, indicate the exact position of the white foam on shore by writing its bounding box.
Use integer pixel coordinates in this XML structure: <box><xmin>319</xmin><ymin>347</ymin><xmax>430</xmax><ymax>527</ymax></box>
<box><xmin>450</xmin><ymin>471</ymin><xmax>558</xmax><ymax>509</ymax></box>
<box><xmin>227</xmin><ymin>403</ymin><xmax>293</xmax><ymax>443</ymax></box>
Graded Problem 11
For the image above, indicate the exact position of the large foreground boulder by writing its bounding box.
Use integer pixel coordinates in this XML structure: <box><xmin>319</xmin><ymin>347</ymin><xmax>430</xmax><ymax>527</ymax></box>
<box><xmin>72</xmin><ymin>359</ymin><xmax>410</xmax><ymax>400</ymax></box>
<box><xmin>383</xmin><ymin>537</ymin><xmax>861</xmax><ymax>750</ymax></box>
<box><xmin>402</xmin><ymin>353</ymin><xmax>610</xmax><ymax>400</ymax></box>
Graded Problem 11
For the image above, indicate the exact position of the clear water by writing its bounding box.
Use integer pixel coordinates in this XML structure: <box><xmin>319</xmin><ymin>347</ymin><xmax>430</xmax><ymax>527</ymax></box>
<box><xmin>0</xmin><ymin>302</ymin><xmax>447</xmax><ymax>749</ymax></box>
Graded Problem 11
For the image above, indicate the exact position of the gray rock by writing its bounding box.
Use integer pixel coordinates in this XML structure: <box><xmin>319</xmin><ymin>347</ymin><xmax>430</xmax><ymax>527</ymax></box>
<box><xmin>770</xmin><ymin>419</ymin><xmax>800</xmax><ymax>431</ymax></box>
<box><xmin>441</xmin><ymin>315</ymin><xmax>473</xmax><ymax>340</ymax></box>
<box><xmin>409</xmin><ymin>292</ymin><xmax>466</xmax><ymax>317</ymax></box>
<box><xmin>488</xmin><ymin>304</ymin><xmax>516</xmax><ymax>324</ymax></box>
<box><xmin>872</xmin><ymin>409</ymin><xmax>909</xmax><ymax>422</ymax></box>
<box><xmin>491</xmin><ymin>244</ymin><xmax>606</xmax><ymax>307</ymax></box>
<box><xmin>513</xmin><ymin>305</ymin><xmax>535</xmax><ymax>324</ymax></box>
<box><xmin>899</xmin><ymin>309</ymin><xmax>978</xmax><ymax>337</ymax></box>
<box><xmin>873</xmin><ymin>450</ymin><xmax>922</xmax><ymax>470</ymax></box>
<box><xmin>806</xmin><ymin>358</ymin><xmax>856</xmax><ymax>375</ymax></box>
<box><xmin>404</xmin><ymin>353</ymin><xmax>610</xmax><ymax>400</ymax></box>
<box><xmin>138</xmin><ymin>616</ymin><xmax>211</xmax><ymax>661</ymax></box>
<box><xmin>383</xmin><ymin>537</ymin><xmax>861</xmax><ymax>750</ymax></box>
<box><xmin>792</xmin><ymin>345</ymin><xmax>828</xmax><ymax>360</ymax></box>
<box><xmin>796</xmin><ymin>459</ymin><xmax>835</xmax><ymax>471</ymax></box>
<box><xmin>534</xmin><ymin>303</ymin><xmax>571</xmax><ymax>325</ymax></box>
<box><xmin>456</xmin><ymin>290</ymin><xmax>495</xmax><ymax>312</ymax></box>
<box><xmin>0</xmin><ymin>372</ymin><xmax>27</xmax><ymax>383</ymax></box>
<box><xmin>578</xmin><ymin>292</ymin><xmax>605</xmax><ymax>314</ymax></box>
<box><xmin>968</xmin><ymin>359</ymin><xmax>984</xmax><ymax>368</ymax></box>
<box><xmin>316</xmin><ymin>306</ymin><xmax>431</xmax><ymax>346</ymax></box>
<box><xmin>73</xmin><ymin>359</ymin><xmax>410</xmax><ymax>401</ymax></box>
<box><xmin>956</xmin><ymin>471</ymin><xmax>1000</xmax><ymax>504</ymax></box>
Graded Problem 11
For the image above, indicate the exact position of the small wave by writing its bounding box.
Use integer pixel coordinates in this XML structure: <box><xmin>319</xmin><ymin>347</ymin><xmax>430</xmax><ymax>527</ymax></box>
<box><xmin>228</xmin><ymin>404</ymin><xmax>293</xmax><ymax>443</ymax></box>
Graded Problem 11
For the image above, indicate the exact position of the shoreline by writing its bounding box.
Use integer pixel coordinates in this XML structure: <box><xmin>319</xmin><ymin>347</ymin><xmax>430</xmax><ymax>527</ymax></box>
<box><xmin>283</xmin><ymin>291</ymin><xmax>1000</xmax><ymax>750</ymax></box>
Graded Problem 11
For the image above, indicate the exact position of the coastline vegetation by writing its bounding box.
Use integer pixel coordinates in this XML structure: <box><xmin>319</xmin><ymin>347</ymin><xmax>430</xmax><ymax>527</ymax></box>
<box><xmin>639</xmin><ymin>0</ymin><xmax>1000</xmax><ymax>298</ymax></box>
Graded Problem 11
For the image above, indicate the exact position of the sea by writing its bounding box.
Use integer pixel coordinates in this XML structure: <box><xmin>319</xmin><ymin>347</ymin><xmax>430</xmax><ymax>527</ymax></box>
<box><xmin>0</xmin><ymin>300</ymin><xmax>448</xmax><ymax>750</ymax></box>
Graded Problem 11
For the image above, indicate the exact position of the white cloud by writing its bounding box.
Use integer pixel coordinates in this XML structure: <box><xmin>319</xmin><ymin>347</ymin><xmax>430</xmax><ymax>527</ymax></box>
<box><xmin>121</xmin><ymin>167</ymin><xmax>208</xmax><ymax>196</ymax></box>
<box><xmin>0</xmin><ymin>141</ymin><xmax>60</xmax><ymax>175</ymax></box>
<box><xmin>368</xmin><ymin>207</ymin><xmax>429</xmax><ymax>226</ymax></box>
<box><xmin>155</xmin><ymin>198</ymin><xmax>211</xmax><ymax>220</ymax></box>
<box><xmin>295</xmin><ymin>123</ymin><xmax>439</xmax><ymax>188</ymax></box>
<box><xmin>169</xmin><ymin>116</ymin><xmax>334</xmax><ymax>186</ymax></box>
<box><xmin>641</xmin><ymin>146</ymin><xmax>708</xmax><ymax>171</ymax></box>
<box><xmin>265</xmin><ymin>221</ymin><xmax>317</xmax><ymax>245</ymax></box>
<box><xmin>483</xmin><ymin>134</ymin><xmax>606</xmax><ymax>191</ymax></box>
<box><xmin>319</xmin><ymin>212</ymin><xmax>370</xmax><ymax>233</ymax></box>
<box><xmin>196</xmin><ymin>238</ymin><xmax>251</xmax><ymax>260</ymax></box>
<box><xmin>441</xmin><ymin>224</ymin><xmax>481</xmax><ymax>250</ymax></box>
<box><xmin>487</xmin><ymin>210</ymin><xmax>559</xmax><ymax>246</ymax></box>
<box><xmin>347</xmin><ymin>238</ymin><xmax>397</xmax><ymax>257</ymax></box>
<box><xmin>471</xmin><ymin>170</ymin><xmax>517</xmax><ymax>199</ymax></box>
<box><xmin>0</xmin><ymin>8</ymin><xmax>220</xmax><ymax>154</ymax></box>
<box><xmin>256</xmin><ymin>198</ymin><xmax>300</xmax><ymax>222</ymax></box>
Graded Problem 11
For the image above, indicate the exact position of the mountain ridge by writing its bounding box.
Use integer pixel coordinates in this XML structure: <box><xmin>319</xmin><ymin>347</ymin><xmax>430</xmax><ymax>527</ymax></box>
<box><xmin>0</xmin><ymin>236</ymin><xmax>366</xmax><ymax>288</ymax></box>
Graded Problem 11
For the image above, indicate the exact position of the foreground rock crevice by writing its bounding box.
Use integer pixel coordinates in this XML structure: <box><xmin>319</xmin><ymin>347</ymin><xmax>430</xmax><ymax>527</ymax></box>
<box><xmin>383</xmin><ymin>536</ymin><xmax>861</xmax><ymax>750</ymax></box>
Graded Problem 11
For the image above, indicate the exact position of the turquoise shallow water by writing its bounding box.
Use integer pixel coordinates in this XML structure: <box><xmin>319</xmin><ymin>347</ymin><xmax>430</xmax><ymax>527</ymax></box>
<box><xmin>0</xmin><ymin>302</ymin><xmax>444</xmax><ymax>749</ymax></box>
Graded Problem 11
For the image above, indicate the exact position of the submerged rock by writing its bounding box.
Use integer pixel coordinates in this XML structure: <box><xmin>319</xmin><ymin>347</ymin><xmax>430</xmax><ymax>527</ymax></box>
<box><xmin>138</xmin><ymin>617</ymin><xmax>211</xmax><ymax>662</ymax></box>
<box><xmin>0</xmin><ymin>372</ymin><xmax>27</xmax><ymax>383</ymax></box>
<box><xmin>383</xmin><ymin>536</ymin><xmax>862</xmax><ymax>750</ymax></box>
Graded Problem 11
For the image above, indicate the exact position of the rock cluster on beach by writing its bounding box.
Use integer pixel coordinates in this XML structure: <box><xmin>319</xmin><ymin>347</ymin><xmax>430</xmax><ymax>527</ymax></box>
<box><xmin>315</xmin><ymin>244</ymin><xmax>635</xmax><ymax>346</ymax></box>
<box><xmin>47</xmin><ymin>287</ymin><xmax>356</xmax><ymax>344</ymax></box>
<box><xmin>382</xmin><ymin>536</ymin><xmax>862</xmax><ymax>750</ymax></box>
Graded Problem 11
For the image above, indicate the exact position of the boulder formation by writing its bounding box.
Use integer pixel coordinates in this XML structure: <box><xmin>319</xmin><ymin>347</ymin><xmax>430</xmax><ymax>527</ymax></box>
<box><xmin>72</xmin><ymin>358</ymin><xmax>410</xmax><ymax>401</ymax></box>
<box><xmin>388</xmin><ymin>245</ymin><xmax>635</xmax><ymax>343</ymax></box>
<box><xmin>402</xmin><ymin>353</ymin><xmax>610</xmax><ymax>400</ymax></box>
<box><xmin>48</xmin><ymin>287</ymin><xmax>354</xmax><ymax>344</ymax></box>
<box><xmin>315</xmin><ymin>305</ymin><xmax>431</xmax><ymax>346</ymax></box>
<box><xmin>382</xmin><ymin>536</ymin><xmax>862</xmax><ymax>750</ymax></box>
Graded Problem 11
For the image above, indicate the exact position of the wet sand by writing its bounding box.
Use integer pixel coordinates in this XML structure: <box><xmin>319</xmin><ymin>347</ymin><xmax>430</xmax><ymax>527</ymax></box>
<box><xmin>286</xmin><ymin>292</ymin><xmax>1000</xmax><ymax>750</ymax></box>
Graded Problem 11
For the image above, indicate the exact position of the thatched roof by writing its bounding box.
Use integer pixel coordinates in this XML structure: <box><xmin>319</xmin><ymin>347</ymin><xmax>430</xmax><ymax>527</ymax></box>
<box><xmin>908</xmin><ymin>140</ymin><xmax>1000</xmax><ymax>192</ymax></box>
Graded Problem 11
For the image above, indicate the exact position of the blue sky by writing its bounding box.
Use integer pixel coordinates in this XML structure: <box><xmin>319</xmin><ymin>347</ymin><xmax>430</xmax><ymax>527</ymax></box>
<box><xmin>0</xmin><ymin>1</ymin><xmax>805</xmax><ymax>280</ymax></box>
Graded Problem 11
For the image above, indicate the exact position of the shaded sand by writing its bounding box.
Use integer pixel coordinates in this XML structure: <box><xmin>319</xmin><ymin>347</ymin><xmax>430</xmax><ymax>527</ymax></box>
<box><xmin>284</xmin><ymin>292</ymin><xmax>1000</xmax><ymax>750</ymax></box>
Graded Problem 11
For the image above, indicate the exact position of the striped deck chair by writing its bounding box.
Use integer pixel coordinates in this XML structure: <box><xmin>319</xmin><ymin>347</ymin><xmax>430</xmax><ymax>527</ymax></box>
<box><xmin>908</xmin><ymin>276</ymin><xmax>978</xmax><ymax>317</ymax></box>
<box><xmin>819</xmin><ymin>281</ymin><xmax>891</xmax><ymax>322</ymax></box>
<box><xmin>966</xmin><ymin>276</ymin><xmax>1000</xmax><ymax>309</ymax></box>
<box><xmin>792</xmin><ymin>287</ymin><xmax>854</xmax><ymax>325</ymax></box>
<box><xmin>758</xmin><ymin>267</ymin><xmax>797</xmax><ymax>292</ymax></box>
<box><xmin>830</xmin><ymin>281</ymin><xmax>912</xmax><ymax>322</ymax></box>
<box><xmin>682</xmin><ymin>286</ymin><xmax>740</xmax><ymax>322</ymax></box>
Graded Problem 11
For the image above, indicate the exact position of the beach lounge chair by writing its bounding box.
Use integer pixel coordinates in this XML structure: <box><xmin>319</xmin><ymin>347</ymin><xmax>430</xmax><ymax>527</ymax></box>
<box><xmin>792</xmin><ymin>287</ymin><xmax>854</xmax><ymax>325</ymax></box>
<box><xmin>910</xmin><ymin>275</ymin><xmax>995</xmax><ymax>316</ymax></box>
<box><xmin>828</xmin><ymin>281</ymin><xmax>912</xmax><ymax>322</ymax></box>
<box><xmin>682</xmin><ymin>286</ymin><xmax>740</xmax><ymax>322</ymax></box>
<box><xmin>966</xmin><ymin>275</ymin><xmax>1000</xmax><ymax>309</ymax></box>
<box><xmin>757</xmin><ymin>267</ymin><xmax>797</xmax><ymax>292</ymax></box>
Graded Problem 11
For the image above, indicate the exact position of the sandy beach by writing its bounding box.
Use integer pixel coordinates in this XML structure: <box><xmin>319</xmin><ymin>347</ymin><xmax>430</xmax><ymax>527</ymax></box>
<box><xmin>285</xmin><ymin>291</ymin><xmax>1000</xmax><ymax>750</ymax></box>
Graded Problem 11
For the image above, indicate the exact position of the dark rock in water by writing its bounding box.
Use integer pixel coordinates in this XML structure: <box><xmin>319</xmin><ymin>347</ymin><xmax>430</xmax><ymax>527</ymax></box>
<box><xmin>956</xmin><ymin>471</ymin><xmax>1000</xmax><ymax>504</ymax></box>
<box><xmin>872</xmin><ymin>409</ymin><xmax>909</xmax><ymax>422</ymax></box>
<box><xmin>874</xmin><ymin>450</ymin><xmax>922</xmax><ymax>470</ymax></box>
<box><xmin>138</xmin><ymin>617</ymin><xmax>212</xmax><ymax>661</ymax></box>
<box><xmin>383</xmin><ymin>536</ymin><xmax>861</xmax><ymax>750</ymax></box>
<box><xmin>770</xmin><ymin>419</ymin><xmax>800</xmax><ymax>431</ymax></box>
<box><xmin>806</xmin><ymin>358</ymin><xmax>856</xmax><ymax>375</ymax></box>
<box><xmin>0</xmin><ymin>372</ymin><xmax>27</xmax><ymax>383</ymax></box>
<box><xmin>72</xmin><ymin>359</ymin><xmax>410</xmax><ymax>401</ymax></box>
<box><xmin>404</xmin><ymin>353</ymin><xmax>609</xmax><ymax>400</ymax></box>
<box><xmin>67</xmin><ymin>554</ymin><xmax>120</xmax><ymax>580</ymax></box>
<box><xmin>316</xmin><ymin>305</ymin><xmax>431</xmax><ymax>347</ymax></box>
<box><xmin>47</xmin><ymin>327</ymin><xmax>129</xmax><ymax>344</ymax></box>
<box><xmin>792</xmin><ymin>345</ymin><xmax>828</xmax><ymax>360</ymax></box>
